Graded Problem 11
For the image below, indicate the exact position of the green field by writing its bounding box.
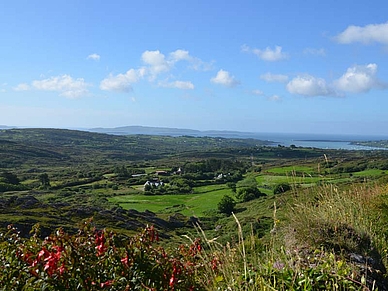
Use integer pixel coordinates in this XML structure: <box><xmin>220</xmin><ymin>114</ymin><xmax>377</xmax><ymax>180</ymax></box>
<box><xmin>255</xmin><ymin>174</ymin><xmax>324</xmax><ymax>186</ymax></box>
<box><xmin>266</xmin><ymin>165</ymin><xmax>316</xmax><ymax>175</ymax></box>
<box><xmin>109</xmin><ymin>184</ymin><xmax>233</xmax><ymax>216</ymax></box>
<box><xmin>352</xmin><ymin>169</ymin><xmax>385</xmax><ymax>177</ymax></box>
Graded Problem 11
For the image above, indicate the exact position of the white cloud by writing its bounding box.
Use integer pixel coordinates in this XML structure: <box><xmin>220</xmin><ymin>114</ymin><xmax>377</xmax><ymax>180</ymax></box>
<box><xmin>303</xmin><ymin>48</ymin><xmax>326</xmax><ymax>56</ymax></box>
<box><xmin>159</xmin><ymin>80</ymin><xmax>195</xmax><ymax>90</ymax></box>
<box><xmin>260</xmin><ymin>73</ymin><xmax>288</xmax><ymax>83</ymax></box>
<box><xmin>13</xmin><ymin>83</ymin><xmax>30</xmax><ymax>91</ymax></box>
<box><xmin>335</xmin><ymin>22</ymin><xmax>388</xmax><ymax>44</ymax></box>
<box><xmin>141</xmin><ymin>49</ymin><xmax>213</xmax><ymax>78</ymax></box>
<box><xmin>169</xmin><ymin>49</ymin><xmax>192</xmax><ymax>62</ymax></box>
<box><xmin>87</xmin><ymin>53</ymin><xmax>100</xmax><ymax>61</ymax></box>
<box><xmin>170</xmin><ymin>81</ymin><xmax>194</xmax><ymax>90</ymax></box>
<box><xmin>268</xmin><ymin>95</ymin><xmax>281</xmax><ymax>101</ymax></box>
<box><xmin>100</xmin><ymin>69</ymin><xmax>141</xmax><ymax>93</ymax></box>
<box><xmin>32</xmin><ymin>75</ymin><xmax>91</xmax><ymax>98</ymax></box>
<box><xmin>141</xmin><ymin>50</ymin><xmax>170</xmax><ymax>78</ymax></box>
<box><xmin>334</xmin><ymin>63</ymin><xmax>385</xmax><ymax>93</ymax></box>
<box><xmin>211</xmin><ymin>69</ymin><xmax>239</xmax><ymax>87</ymax></box>
<box><xmin>100</xmin><ymin>49</ymin><xmax>210</xmax><ymax>92</ymax></box>
<box><xmin>287</xmin><ymin>75</ymin><xmax>334</xmax><ymax>97</ymax></box>
<box><xmin>251</xmin><ymin>89</ymin><xmax>264</xmax><ymax>96</ymax></box>
<box><xmin>250</xmin><ymin>90</ymin><xmax>281</xmax><ymax>101</ymax></box>
<box><xmin>286</xmin><ymin>64</ymin><xmax>386</xmax><ymax>97</ymax></box>
<box><xmin>169</xmin><ymin>49</ymin><xmax>214</xmax><ymax>71</ymax></box>
<box><xmin>242</xmin><ymin>44</ymin><xmax>288</xmax><ymax>61</ymax></box>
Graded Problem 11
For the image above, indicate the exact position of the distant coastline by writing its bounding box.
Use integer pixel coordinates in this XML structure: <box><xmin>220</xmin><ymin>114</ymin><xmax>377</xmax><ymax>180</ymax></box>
<box><xmin>295</xmin><ymin>139</ymin><xmax>349</xmax><ymax>143</ymax></box>
<box><xmin>2</xmin><ymin>125</ymin><xmax>388</xmax><ymax>150</ymax></box>
<box><xmin>88</xmin><ymin>126</ymin><xmax>388</xmax><ymax>150</ymax></box>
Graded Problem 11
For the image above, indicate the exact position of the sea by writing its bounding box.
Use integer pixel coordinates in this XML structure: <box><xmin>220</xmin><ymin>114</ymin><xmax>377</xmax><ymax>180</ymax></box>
<box><xmin>233</xmin><ymin>132</ymin><xmax>388</xmax><ymax>150</ymax></box>
<box><xmin>87</xmin><ymin>127</ymin><xmax>388</xmax><ymax>151</ymax></box>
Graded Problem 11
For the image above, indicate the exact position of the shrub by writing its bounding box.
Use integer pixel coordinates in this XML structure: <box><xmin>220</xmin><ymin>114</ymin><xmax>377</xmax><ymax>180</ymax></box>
<box><xmin>217</xmin><ymin>195</ymin><xmax>236</xmax><ymax>215</ymax></box>
<box><xmin>236</xmin><ymin>186</ymin><xmax>266</xmax><ymax>202</ymax></box>
<box><xmin>273</xmin><ymin>183</ymin><xmax>291</xmax><ymax>194</ymax></box>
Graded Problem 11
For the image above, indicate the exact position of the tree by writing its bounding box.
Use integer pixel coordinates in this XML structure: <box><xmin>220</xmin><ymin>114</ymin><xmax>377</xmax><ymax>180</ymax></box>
<box><xmin>217</xmin><ymin>195</ymin><xmax>236</xmax><ymax>215</ymax></box>
<box><xmin>39</xmin><ymin>173</ymin><xmax>50</xmax><ymax>188</ymax></box>
<box><xmin>114</xmin><ymin>165</ymin><xmax>129</xmax><ymax>178</ymax></box>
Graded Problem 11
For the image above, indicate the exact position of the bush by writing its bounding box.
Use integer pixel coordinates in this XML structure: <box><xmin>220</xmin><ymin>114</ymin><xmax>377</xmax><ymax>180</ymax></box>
<box><xmin>236</xmin><ymin>186</ymin><xmax>266</xmax><ymax>202</ymax></box>
<box><xmin>218</xmin><ymin>195</ymin><xmax>236</xmax><ymax>215</ymax></box>
<box><xmin>273</xmin><ymin>183</ymin><xmax>291</xmax><ymax>194</ymax></box>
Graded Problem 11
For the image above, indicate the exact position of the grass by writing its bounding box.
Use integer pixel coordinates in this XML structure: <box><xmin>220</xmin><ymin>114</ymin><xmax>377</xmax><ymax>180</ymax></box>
<box><xmin>196</xmin><ymin>182</ymin><xmax>388</xmax><ymax>290</ymax></box>
<box><xmin>109</xmin><ymin>184</ymin><xmax>233</xmax><ymax>216</ymax></box>
<box><xmin>266</xmin><ymin>165</ymin><xmax>316</xmax><ymax>175</ymax></box>
<box><xmin>255</xmin><ymin>174</ymin><xmax>325</xmax><ymax>186</ymax></box>
<box><xmin>352</xmin><ymin>169</ymin><xmax>386</xmax><ymax>177</ymax></box>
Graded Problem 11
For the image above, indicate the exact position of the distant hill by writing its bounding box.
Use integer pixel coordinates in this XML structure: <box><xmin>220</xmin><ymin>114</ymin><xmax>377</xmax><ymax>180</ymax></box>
<box><xmin>0</xmin><ymin>128</ymin><xmax>274</xmax><ymax>168</ymax></box>
<box><xmin>89</xmin><ymin>125</ymin><xmax>258</xmax><ymax>139</ymax></box>
<box><xmin>0</xmin><ymin>125</ymin><xmax>16</xmax><ymax>129</ymax></box>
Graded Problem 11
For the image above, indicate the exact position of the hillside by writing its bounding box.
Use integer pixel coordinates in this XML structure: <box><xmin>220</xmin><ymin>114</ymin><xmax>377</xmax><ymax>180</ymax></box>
<box><xmin>1</xmin><ymin>128</ymin><xmax>388</xmax><ymax>289</ymax></box>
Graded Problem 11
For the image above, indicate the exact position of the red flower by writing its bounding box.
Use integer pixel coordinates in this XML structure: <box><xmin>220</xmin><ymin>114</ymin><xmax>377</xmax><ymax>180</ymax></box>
<box><xmin>100</xmin><ymin>280</ymin><xmax>113</xmax><ymax>288</ymax></box>
<box><xmin>95</xmin><ymin>232</ymin><xmax>107</xmax><ymax>256</ymax></box>
<box><xmin>121</xmin><ymin>254</ymin><xmax>129</xmax><ymax>266</ymax></box>
<box><xmin>58</xmin><ymin>263</ymin><xmax>66</xmax><ymax>275</ymax></box>
<box><xmin>169</xmin><ymin>275</ymin><xmax>176</xmax><ymax>288</ymax></box>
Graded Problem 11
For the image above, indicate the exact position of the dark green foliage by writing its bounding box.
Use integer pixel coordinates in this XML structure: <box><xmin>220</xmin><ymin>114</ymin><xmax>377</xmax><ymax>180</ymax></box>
<box><xmin>114</xmin><ymin>165</ymin><xmax>130</xmax><ymax>178</ymax></box>
<box><xmin>273</xmin><ymin>183</ymin><xmax>291</xmax><ymax>194</ymax></box>
<box><xmin>217</xmin><ymin>195</ymin><xmax>236</xmax><ymax>215</ymax></box>
<box><xmin>169</xmin><ymin>177</ymin><xmax>193</xmax><ymax>193</ymax></box>
<box><xmin>236</xmin><ymin>186</ymin><xmax>266</xmax><ymax>202</ymax></box>
<box><xmin>183</xmin><ymin>159</ymin><xmax>248</xmax><ymax>174</ymax></box>
<box><xmin>0</xmin><ymin>171</ymin><xmax>20</xmax><ymax>185</ymax></box>
<box><xmin>38</xmin><ymin>173</ymin><xmax>50</xmax><ymax>188</ymax></box>
<box><xmin>0</xmin><ymin>171</ymin><xmax>26</xmax><ymax>192</ymax></box>
<box><xmin>227</xmin><ymin>182</ymin><xmax>237</xmax><ymax>193</ymax></box>
<box><xmin>0</xmin><ymin>182</ymin><xmax>27</xmax><ymax>192</ymax></box>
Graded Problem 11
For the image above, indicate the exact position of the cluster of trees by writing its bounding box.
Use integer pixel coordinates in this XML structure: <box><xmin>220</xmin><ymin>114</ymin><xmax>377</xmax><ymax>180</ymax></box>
<box><xmin>323</xmin><ymin>158</ymin><xmax>388</xmax><ymax>174</ymax></box>
<box><xmin>0</xmin><ymin>171</ymin><xmax>25</xmax><ymax>192</ymax></box>
<box><xmin>218</xmin><ymin>183</ymin><xmax>291</xmax><ymax>215</ymax></box>
<box><xmin>114</xmin><ymin>165</ymin><xmax>146</xmax><ymax>179</ymax></box>
<box><xmin>183</xmin><ymin>159</ymin><xmax>247</xmax><ymax>174</ymax></box>
<box><xmin>0</xmin><ymin>171</ymin><xmax>52</xmax><ymax>192</ymax></box>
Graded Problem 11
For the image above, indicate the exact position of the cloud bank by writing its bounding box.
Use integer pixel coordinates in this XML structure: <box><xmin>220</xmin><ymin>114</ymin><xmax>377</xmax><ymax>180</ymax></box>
<box><xmin>286</xmin><ymin>63</ymin><xmax>386</xmax><ymax>97</ymax></box>
<box><xmin>335</xmin><ymin>22</ymin><xmax>388</xmax><ymax>45</ymax></box>
<box><xmin>30</xmin><ymin>75</ymin><xmax>91</xmax><ymax>98</ymax></box>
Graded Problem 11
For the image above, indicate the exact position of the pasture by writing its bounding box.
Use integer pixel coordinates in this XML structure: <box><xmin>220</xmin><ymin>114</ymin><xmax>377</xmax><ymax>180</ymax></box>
<box><xmin>109</xmin><ymin>184</ymin><xmax>233</xmax><ymax>216</ymax></box>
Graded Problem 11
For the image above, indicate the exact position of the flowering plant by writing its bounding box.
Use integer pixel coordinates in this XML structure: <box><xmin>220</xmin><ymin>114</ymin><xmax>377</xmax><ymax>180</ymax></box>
<box><xmin>0</xmin><ymin>221</ymin><xmax>213</xmax><ymax>290</ymax></box>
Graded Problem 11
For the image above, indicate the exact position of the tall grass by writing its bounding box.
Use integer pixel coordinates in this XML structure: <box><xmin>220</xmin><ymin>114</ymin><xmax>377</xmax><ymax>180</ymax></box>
<box><xmin>197</xmin><ymin>182</ymin><xmax>388</xmax><ymax>290</ymax></box>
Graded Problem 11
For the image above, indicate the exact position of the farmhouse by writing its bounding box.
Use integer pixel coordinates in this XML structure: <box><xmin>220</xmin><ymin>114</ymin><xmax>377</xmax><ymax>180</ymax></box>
<box><xmin>144</xmin><ymin>180</ymin><xmax>164</xmax><ymax>189</ymax></box>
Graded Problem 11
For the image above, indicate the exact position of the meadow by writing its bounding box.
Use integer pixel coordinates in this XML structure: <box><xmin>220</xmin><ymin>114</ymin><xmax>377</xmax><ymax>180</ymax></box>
<box><xmin>109</xmin><ymin>185</ymin><xmax>232</xmax><ymax>216</ymax></box>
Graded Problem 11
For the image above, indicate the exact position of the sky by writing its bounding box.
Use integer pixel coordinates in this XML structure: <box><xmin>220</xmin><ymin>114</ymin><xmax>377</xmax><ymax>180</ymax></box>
<box><xmin>2</xmin><ymin>0</ymin><xmax>388</xmax><ymax>135</ymax></box>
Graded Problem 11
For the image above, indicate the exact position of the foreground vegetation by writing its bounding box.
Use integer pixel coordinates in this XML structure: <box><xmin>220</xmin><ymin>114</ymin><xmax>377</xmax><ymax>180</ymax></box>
<box><xmin>2</xmin><ymin>182</ymin><xmax>388</xmax><ymax>290</ymax></box>
<box><xmin>1</xmin><ymin>128</ymin><xmax>388</xmax><ymax>289</ymax></box>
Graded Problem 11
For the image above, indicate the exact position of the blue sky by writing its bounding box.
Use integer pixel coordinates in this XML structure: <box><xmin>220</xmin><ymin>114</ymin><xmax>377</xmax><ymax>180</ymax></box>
<box><xmin>2</xmin><ymin>0</ymin><xmax>388</xmax><ymax>135</ymax></box>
